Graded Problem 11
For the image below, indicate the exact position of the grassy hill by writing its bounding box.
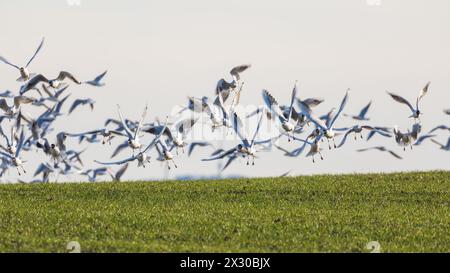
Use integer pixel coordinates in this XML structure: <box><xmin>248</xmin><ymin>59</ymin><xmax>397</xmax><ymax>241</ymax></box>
<box><xmin>0</xmin><ymin>171</ymin><xmax>448</xmax><ymax>252</ymax></box>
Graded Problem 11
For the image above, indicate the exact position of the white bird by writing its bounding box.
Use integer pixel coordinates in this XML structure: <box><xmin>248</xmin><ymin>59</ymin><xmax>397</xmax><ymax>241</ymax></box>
<box><xmin>262</xmin><ymin>81</ymin><xmax>298</xmax><ymax>141</ymax></box>
<box><xmin>344</xmin><ymin>101</ymin><xmax>372</xmax><ymax>121</ymax></box>
<box><xmin>0</xmin><ymin>37</ymin><xmax>45</xmax><ymax>82</ymax></box>
<box><xmin>20</xmin><ymin>71</ymin><xmax>82</xmax><ymax>94</ymax></box>
<box><xmin>68</xmin><ymin>128</ymin><xmax>125</xmax><ymax>145</ymax></box>
<box><xmin>146</xmin><ymin>118</ymin><xmax>198</xmax><ymax>154</ymax></box>
<box><xmin>299</xmin><ymin>89</ymin><xmax>350</xmax><ymax>149</ymax></box>
<box><xmin>0</xmin><ymin>127</ymin><xmax>27</xmax><ymax>175</ymax></box>
<box><xmin>116</xmin><ymin>104</ymin><xmax>149</xmax><ymax>155</ymax></box>
<box><xmin>0</xmin><ymin>96</ymin><xmax>35</xmax><ymax>117</ymax></box>
<box><xmin>95</xmin><ymin>124</ymin><xmax>166</xmax><ymax>168</ymax></box>
<box><xmin>387</xmin><ymin>82</ymin><xmax>430</xmax><ymax>121</ymax></box>
<box><xmin>215</xmin><ymin>64</ymin><xmax>251</xmax><ymax>104</ymax></box>
<box><xmin>84</xmin><ymin>70</ymin><xmax>107</xmax><ymax>87</ymax></box>
<box><xmin>203</xmin><ymin>110</ymin><xmax>265</xmax><ymax>166</ymax></box>
<box><xmin>155</xmin><ymin>139</ymin><xmax>178</xmax><ymax>170</ymax></box>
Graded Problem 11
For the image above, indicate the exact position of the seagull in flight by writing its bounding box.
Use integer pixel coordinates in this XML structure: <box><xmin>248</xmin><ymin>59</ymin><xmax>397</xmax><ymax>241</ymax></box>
<box><xmin>20</xmin><ymin>71</ymin><xmax>82</xmax><ymax>94</ymax></box>
<box><xmin>203</xmin><ymin>111</ymin><xmax>265</xmax><ymax>166</ymax></box>
<box><xmin>84</xmin><ymin>70</ymin><xmax>107</xmax><ymax>87</ymax></box>
<box><xmin>0</xmin><ymin>127</ymin><xmax>27</xmax><ymax>175</ymax></box>
<box><xmin>299</xmin><ymin>89</ymin><xmax>350</xmax><ymax>149</ymax></box>
<box><xmin>262</xmin><ymin>81</ymin><xmax>298</xmax><ymax>141</ymax></box>
<box><xmin>0</xmin><ymin>37</ymin><xmax>45</xmax><ymax>82</ymax></box>
<box><xmin>337</xmin><ymin>125</ymin><xmax>391</xmax><ymax>148</ymax></box>
<box><xmin>215</xmin><ymin>64</ymin><xmax>251</xmax><ymax>103</ymax></box>
<box><xmin>116</xmin><ymin>104</ymin><xmax>149</xmax><ymax>155</ymax></box>
<box><xmin>95</xmin><ymin>123</ymin><xmax>166</xmax><ymax>168</ymax></box>
<box><xmin>387</xmin><ymin>82</ymin><xmax>430</xmax><ymax>121</ymax></box>
<box><xmin>0</xmin><ymin>96</ymin><xmax>35</xmax><ymax>117</ymax></box>
<box><xmin>69</xmin><ymin>98</ymin><xmax>95</xmax><ymax>114</ymax></box>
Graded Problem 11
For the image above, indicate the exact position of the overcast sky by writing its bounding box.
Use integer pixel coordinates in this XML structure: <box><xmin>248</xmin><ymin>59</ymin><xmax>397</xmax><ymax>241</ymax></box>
<box><xmin>0</xmin><ymin>0</ymin><xmax>449</xmax><ymax>182</ymax></box>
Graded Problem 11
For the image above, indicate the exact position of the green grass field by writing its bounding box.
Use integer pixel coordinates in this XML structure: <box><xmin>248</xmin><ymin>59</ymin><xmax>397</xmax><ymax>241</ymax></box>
<box><xmin>0</xmin><ymin>171</ymin><xmax>448</xmax><ymax>253</ymax></box>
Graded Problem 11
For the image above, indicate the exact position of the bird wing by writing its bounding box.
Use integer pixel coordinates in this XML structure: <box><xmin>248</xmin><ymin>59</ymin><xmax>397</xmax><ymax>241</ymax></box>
<box><xmin>94</xmin><ymin>156</ymin><xmax>136</xmax><ymax>166</ymax></box>
<box><xmin>68</xmin><ymin>99</ymin><xmax>85</xmax><ymax>114</ymax></box>
<box><xmin>358</xmin><ymin>101</ymin><xmax>372</xmax><ymax>119</ymax></box>
<box><xmin>134</xmin><ymin>104</ymin><xmax>148</xmax><ymax>140</ymax></box>
<box><xmin>26</xmin><ymin>37</ymin><xmax>45</xmax><ymax>68</ymax></box>
<box><xmin>298</xmin><ymin>101</ymin><xmax>327</xmax><ymax>131</ymax></box>
<box><xmin>418</xmin><ymin>81</ymin><xmax>430</xmax><ymax>102</ymax></box>
<box><xmin>329</xmin><ymin>89</ymin><xmax>350</xmax><ymax>128</ymax></box>
<box><xmin>88</xmin><ymin>70</ymin><xmax>107</xmax><ymax>84</ymax></box>
<box><xmin>56</xmin><ymin>71</ymin><xmax>81</xmax><ymax>84</ymax></box>
<box><xmin>116</xmin><ymin>105</ymin><xmax>134</xmax><ymax>139</ymax></box>
<box><xmin>177</xmin><ymin>118</ymin><xmax>197</xmax><ymax>137</ymax></box>
<box><xmin>111</xmin><ymin>141</ymin><xmax>129</xmax><ymax>158</ymax></box>
<box><xmin>142</xmin><ymin>122</ymin><xmax>167</xmax><ymax>154</ymax></box>
<box><xmin>287</xmin><ymin>82</ymin><xmax>298</xmax><ymax>123</ymax></box>
<box><xmin>114</xmin><ymin>163</ymin><xmax>129</xmax><ymax>181</ymax></box>
<box><xmin>232</xmin><ymin>112</ymin><xmax>250</xmax><ymax>147</ymax></box>
<box><xmin>337</xmin><ymin>128</ymin><xmax>355</xmax><ymax>148</ymax></box>
<box><xmin>0</xmin><ymin>56</ymin><xmax>19</xmax><ymax>69</ymax></box>
<box><xmin>187</xmin><ymin>142</ymin><xmax>211</xmax><ymax>156</ymax></box>
<box><xmin>0</xmin><ymin>99</ymin><xmax>9</xmax><ymax>113</ymax></box>
<box><xmin>301</xmin><ymin>98</ymin><xmax>324</xmax><ymax>108</ymax></box>
<box><xmin>20</xmin><ymin>74</ymin><xmax>49</xmax><ymax>94</ymax></box>
<box><xmin>387</xmin><ymin>92</ymin><xmax>415</xmax><ymax>113</ymax></box>
<box><xmin>262</xmin><ymin>89</ymin><xmax>286</xmax><ymax>123</ymax></box>
<box><xmin>202</xmin><ymin>147</ymin><xmax>236</xmax><ymax>161</ymax></box>
<box><xmin>230</xmin><ymin>64</ymin><xmax>251</xmax><ymax>81</ymax></box>
<box><xmin>14</xmin><ymin>96</ymin><xmax>35</xmax><ymax>108</ymax></box>
<box><xmin>15</xmin><ymin>128</ymin><xmax>25</xmax><ymax>157</ymax></box>
<box><xmin>250</xmin><ymin>109</ymin><xmax>264</xmax><ymax>148</ymax></box>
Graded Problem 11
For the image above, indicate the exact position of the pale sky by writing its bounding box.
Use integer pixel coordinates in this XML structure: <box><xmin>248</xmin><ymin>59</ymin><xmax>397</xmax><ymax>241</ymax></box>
<box><xmin>0</xmin><ymin>0</ymin><xmax>449</xmax><ymax>182</ymax></box>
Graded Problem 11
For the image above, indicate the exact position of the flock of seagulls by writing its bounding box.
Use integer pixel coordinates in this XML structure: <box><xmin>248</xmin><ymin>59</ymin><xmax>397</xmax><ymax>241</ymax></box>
<box><xmin>0</xmin><ymin>37</ymin><xmax>449</xmax><ymax>183</ymax></box>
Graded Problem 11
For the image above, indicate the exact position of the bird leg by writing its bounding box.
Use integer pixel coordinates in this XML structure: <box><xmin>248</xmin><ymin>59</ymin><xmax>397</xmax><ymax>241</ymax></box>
<box><xmin>319</xmin><ymin>151</ymin><xmax>324</xmax><ymax>160</ymax></box>
<box><xmin>16</xmin><ymin>167</ymin><xmax>21</xmax><ymax>176</ymax></box>
<box><xmin>312</xmin><ymin>156</ymin><xmax>315</xmax><ymax>163</ymax></box>
<box><xmin>252</xmin><ymin>156</ymin><xmax>255</xmax><ymax>165</ymax></box>
<box><xmin>333</xmin><ymin>137</ymin><xmax>337</xmax><ymax>148</ymax></box>
<box><xmin>360</xmin><ymin>133</ymin><xmax>363</xmax><ymax>139</ymax></box>
<box><xmin>172</xmin><ymin>159</ymin><xmax>178</xmax><ymax>168</ymax></box>
<box><xmin>327</xmin><ymin>139</ymin><xmax>331</xmax><ymax>150</ymax></box>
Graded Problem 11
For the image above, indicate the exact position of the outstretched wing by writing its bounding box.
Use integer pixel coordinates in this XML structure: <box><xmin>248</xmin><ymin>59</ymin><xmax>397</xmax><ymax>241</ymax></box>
<box><xmin>94</xmin><ymin>156</ymin><xmax>136</xmax><ymax>166</ymax></box>
<box><xmin>250</xmin><ymin>109</ymin><xmax>264</xmax><ymax>147</ymax></box>
<box><xmin>329</xmin><ymin>89</ymin><xmax>350</xmax><ymax>128</ymax></box>
<box><xmin>230</xmin><ymin>64</ymin><xmax>251</xmax><ymax>81</ymax></box>
<box><xmin>116</xmin><ymin>105</ymin><xmax>133</xmax><ymax>139</ymax></box>
<box><xmin>56</xmin><ymin>71</ymin><xmax>81</xmax><ymax>84</ymax></box>
<box><xmin>26</xmin><ymin>37</ymin><xmax>45</xmax><ymax>68</ymax></box>
<box><xmin>358</xmin><ymin>101</ymin><xmax>372</xmax><ymax>119</ymax></box>
<box><xmin>142</xmin><ymin>121</ymin><xmax>167</xmax><ymax>154</ymax></box>
<box><xmin>134</xmin><ymin>104</ymin><xmax>148</xmax><ymax>139</ymax></box>
<box><xmin>202</xmin><ymin>147</ymin><xmax>236</xmax><ymax>161</ymax></box>
<box><xmin>387</xmin><ymin>92</ymin><xmax>415</xmax><ymax>113</ymax></box>
<box><xmin>298</xmin><ymin>101</ymin><xmax>327</xmax><ymax>131</ymax></box>
<box><xmin>232</xmin><ymin>112</ymin><xmax>250</xmax><ymax>147</ymax></box>
<box><xmin>287</xmin><ymin>82</ymin><xmax>298</xmax><ymax>123</ymax></box>
<box><xmin>0</xmin><ymin>56</ymin><xmax>19</xmax><ymax>69</ymax></box>
<box><xmin>262</xmin><ymin>89</ymin><xmax>286</xmax><ymax>123</ymax></box>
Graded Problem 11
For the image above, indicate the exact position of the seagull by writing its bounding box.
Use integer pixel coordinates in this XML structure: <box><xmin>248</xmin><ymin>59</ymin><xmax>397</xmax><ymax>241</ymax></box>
<box><xmin>393</xmin><ymin>126</ymin><xmax>414</xmax><ymax>151</ymax></box>
<box><xmin>84</xmin><ymin>70</ymin><xmax>107</xmax><ymax>87</ymax></box>
<box><xmin>216</xmin><ymin>64</ymin><xmax>251</xmax><ymax>99</ymax></box>
<box><xmin>299</xmin><ymin>89</ymin><xmax>350</xmax><ymax>149</ymax></box>
<box><xmin>36</xmin><ymin>138</ymin><xmax>63</xmax><ymax>165</ymax></box>
<box><xmin>107</xmin><ymin>163</ymin><xmax>129</xmax><ymax>182</ymax></box>
<box><xmin>69</xmin><ymin>98</ymin><xmax>95</xmax><ymax>114</ymax></box>
<box><xmin>116</xmin><ymin>104</ymin><xmax>149</xmax><ymax>155</ymax></box>
<box><xmin>155</xmin><ymin>139</ymin><xmax>178</xmax><ymax>170</ymax></box>
<box><xmin>430</xmin><ymin>137</ymin><xmax>450</xmax><ymax>151</ymax></box>
<box><xmin>203</xmin><ymin>111</ymin><xmax>264</xmax><ymax>166</ymax></box>
<box><xmin>357</xmin><ymin>146</ymin><xmax>403</xmax><ymax>160</ymax></box>
<box><xmin>0</xmin><ymin>96</ymin><xmax>35</xmax><ymax>117</ymax></box>
<box><xmin>0</xmin><ymin>127</ymin><xmax>27</xmax><ymax>175</ymax></box>
<box><xmin>81</xmin><ymin>167</ymin><xmax>110</xmax><ymax>182</ymax></box>
<box><xmin>0</xmin><ymin>37</ymin><xmax>45</xmax><ymax>82</ymax></box>
<box><xmin>95</xmin><ymin>122</ymin><xmax>166</xmax><ymax>168</ymax></box>
<box><xmin>344</xmin><ymin>101</ymin><xmax>372</xmax><ymax>121</ymax></box>
<box><xmin>20</xmin><ymin>71</ymin><xmax>82</xmax><ymax>94</ymax></box>
<box><xmin>337</xmin><ymin>125</ymin><xmax>391</xmax><ymax>148</ymax></box>
<box><xmin>387</xmin><ymin>82</ymin><xmax>430</xmax><ymax>121</ymax></box>
<box><xmin>262</xmin><ymin>81</ymin><xmax>298</xmax><ymax>141</ymax></box>
<box><xmin>145</xmin><ymin>118</ymin><xmax>198</xmax><ymax>154</ymax></box>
